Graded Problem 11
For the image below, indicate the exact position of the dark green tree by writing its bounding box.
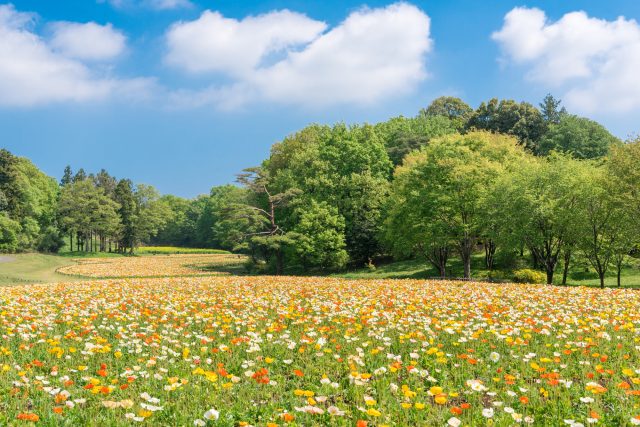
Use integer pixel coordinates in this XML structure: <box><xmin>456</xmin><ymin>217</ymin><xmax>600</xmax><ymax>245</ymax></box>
<box><xmin>73</xmin><ymin>168</ymin><xmax>87</xmax><ymax>183</ymax></box>
<box><xmin>466</xmin><ymin>98</ymin><xmax>546</xmax><ymax>153</ymax></box>
<box><xmin>420</xmin><ymin>96</ymin><xmax>472</xmax><ymax>130</ymax></box>
<box><xmin>538</xmin><ymin>115</ymin><xmax>620</xmax><ymax>159</ymax></box>
<box><xmin>114</xmin><ymin>179</ymin><xmax>137</xmax><ymax>253</ymax></box>
<box><xmin>61</xmin><ymin>166</ymin><xmax>73</xmax><ymax>186</ymax></box>
<box><xmin>539</xmin><ymin>93</ymin><xmax>566</xmax><ymax>124</ymax></box>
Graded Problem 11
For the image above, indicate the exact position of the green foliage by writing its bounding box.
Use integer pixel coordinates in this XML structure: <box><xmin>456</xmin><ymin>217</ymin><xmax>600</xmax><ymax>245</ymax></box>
<box><xmin>420</xmin><ymin>96</ymin><xmax>472</xmax><ymax>130</ymax></box>
<box><xmin>207</xmin><ymin>185</ymin><xmax>250</xmax><ymax>250</ymax></box>
<box><xmin>539</xmin><ymin>93</ymin><xmax>566</xmax><ymax>124</ymax></box>
<box><xmin>385</xmin><ymin>131</ymin><xmax>527</xmax><ymax>278</ymax></box>
<box><xmin>267</xmin><ymin>123</ymin><xmax>392</xmax><ymax>266</ymax></box>
<box><xmin>511</xmin><ymin>269</ymin><xmax>547</xmax><ymax>284</ymax></box>
<box><xmin>573</xmin><ymin>164</ymin><xmax>631</xmax><ymax>287</ymax></box>
<box><xmin>36</xmin><ymin>226</ymin><xmax>65</xmax><ymax>253</ymax></box>
<box><xmin>0</xmin><ymin>214</ymin><xmax>20</xmax><ymax>253</ymax></box>
<box><xmin>466</xmin><ymin>98</ymin><xmax>546</xmax><ymax>152</ymax></box>
<box><xmin>375</xmin><ymin>115</ymin><xmax>457</xmax><ymax>165</ymax></box>
<box><xmin>0</xmin><ymin>149</ymin><xmax>59</xmax><ymax>251</ymax></box>
<box><xmin>114</xmin><ymin>179</ymin><xmax>136</xmax><ymax>252</ymax></box>
<box><xmin>134</xmin><ymin>184</ymin><xmax>171</xmax><ymax>245</ymax></box>
<box><xmin>489</xmin><ymin>154</ymin><xmax>587</xmax><ymax>284</ymax></box>
<box><xmin>538</xmin><ymin>115</ymin><xmax>620</xmax><ymax>159</ymax></box>
<box><xmin>290</xmin><ymin>200</ymin><xmax>348</xmax><ymax>271</ymax></box>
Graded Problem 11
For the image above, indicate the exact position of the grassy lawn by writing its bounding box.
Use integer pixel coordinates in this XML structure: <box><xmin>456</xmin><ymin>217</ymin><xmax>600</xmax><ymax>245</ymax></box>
<box><xmin>0</xmin><ymin>253</ymin><xmax>87</xmax><ymax>286</ymax></box>
<box><xmin>335</xmin><ymin>253</ymin><xmax>640</xmax><ymax>288</ymax></box>
<box><xmin>0</xmin><ymin>251</ymin><xmax>241</xmax><ymax>285</ymax></box>
<box><xmin>136</xmin><ymin>246</ymin><xmax>231</xmax><ymax>255</ymax></box>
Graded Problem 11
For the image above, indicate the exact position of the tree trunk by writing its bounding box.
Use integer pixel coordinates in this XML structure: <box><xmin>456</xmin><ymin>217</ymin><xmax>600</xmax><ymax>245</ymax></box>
<box><xmin>561</xmin><ymin>250</ymin><xmax>571</xmax><ymax>286</ymax></box>
<box><xmin>425</xmin><ymin>246</ymin><xmax>448</xmax><ymax>278</ymax></box>
<box><xmin>70</xmin><ymin>232</ymin><xmax>73</xmax><ymax>253</ymax></box>
<box><xmin>276</xmin><ymin>249</ymin><xmax>284</xmax><ymax>275</ymax></box>
<box><xmin>484</xmin><ymin>239</ymin><xmax>496</xmax><ymax>271</ymax></box>
<box><xmin>617</xmin><ymin>265</ymin><xmax>622</xmax><ymax>287</ymax></box>
<box><xmin>461</xmin><ymin>245</ymin><xmax>472</xmax><ymax>279</ymax></box>
<box><xmin>546</xmin><ymin>268</ymin><xmax>554</xmax><ymax>285</ymax></box>
<box><xmin>616</xmin><ymin>256</ymin><xmax>623</xmax><ymax>287</ymax></box>
<box><xmin>599</xmin><ymin>272</ymin><xmax>605</xmax><ymax>289</ymax></box>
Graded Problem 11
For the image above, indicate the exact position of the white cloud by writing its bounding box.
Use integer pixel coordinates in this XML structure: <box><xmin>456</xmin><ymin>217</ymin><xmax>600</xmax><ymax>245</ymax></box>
<box><xmin>166</xmin><ymin>10</ymin><xmax>327</xmax><ymax>76</ymax></box>
<box><xmin>0</xmin><ymin>4</ymin><xmax>153</xmax><ymax>107</ymax></box>
<box><xmin>493</xmin><ymin>7</ymin><xmax>640</xmax><ymax>113</ymax></box>
<box><xmin>50</xmin><ymin>22</ymin><xmax>126</xmax><ymax>61</ymax></box>
<box><xmin>165</xmin><ymin>2</ymin><xmax>432</xmax><ymax>108</ymax></box>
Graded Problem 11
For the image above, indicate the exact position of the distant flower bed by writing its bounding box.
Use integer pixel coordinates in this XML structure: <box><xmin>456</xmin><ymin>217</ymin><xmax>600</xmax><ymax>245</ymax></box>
<box><xmin>57</xmin><ymin>254</ymin><xmax>245</xmax><ymax>278</ymax></box>
<box><xmin>136</xmin><ymin>246</ymin><xmax>230</xmax><ymax>255</ymax></box>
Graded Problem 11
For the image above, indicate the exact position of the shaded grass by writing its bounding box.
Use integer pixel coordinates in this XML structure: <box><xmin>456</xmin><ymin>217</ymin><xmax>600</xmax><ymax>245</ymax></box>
<box><xmin>0</xmin><ymin>253</ymin><xmax>86</xmax><ymax>286</ymax></box>
<box><xmin>334</xmin><ymin>253</ymin><xmax>640</xmax><ymax>288</ymax></box>
<box><xmin>136</xmin><ymin>246</ymin><xmax>230</xmax><ymax>255</ymax></box>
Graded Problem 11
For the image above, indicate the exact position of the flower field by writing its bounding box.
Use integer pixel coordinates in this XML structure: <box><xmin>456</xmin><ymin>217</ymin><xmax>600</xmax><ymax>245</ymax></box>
<box><xmin>1</xmin><ymin>277</ymin><xmax>640</xmax><ymax>426</ymax></box>
<box><xmin>56</xmin><ymin>254</ymin><xmax>247</xmax><ymax>278</ymax></box>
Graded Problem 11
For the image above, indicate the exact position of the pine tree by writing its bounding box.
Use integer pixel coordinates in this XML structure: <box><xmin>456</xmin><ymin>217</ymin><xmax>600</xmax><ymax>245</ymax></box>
<box><xmin>115</xmin><ymin>179</ymin><xmax>136</xmax><ymax>253</ymax></box>
<box><xmin>539</xmin><ymin>93</ymin><xmax>566</xmax><ymax>124</ymax></box>
<box><xmin>61</xmin><ymin>166</ymin><xmax>73</xmax><ymax>186</ymax></box>
<box><xmin>73</xmin><ymin>168</ymin><xmax>87</xmax><ymax>183</ymax></box>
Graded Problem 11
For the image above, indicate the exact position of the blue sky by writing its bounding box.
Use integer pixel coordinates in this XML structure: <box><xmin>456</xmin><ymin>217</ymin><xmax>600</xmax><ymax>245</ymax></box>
<box><xmin>1</xmin><ymin>0</ymin><xmax>639</xmax><ymax>197</ymax></box>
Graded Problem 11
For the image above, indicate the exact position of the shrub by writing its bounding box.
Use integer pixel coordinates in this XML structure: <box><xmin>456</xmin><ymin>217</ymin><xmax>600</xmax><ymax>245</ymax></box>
<box><xmin>36</xmin><ymin>226</ymin><xmax>65</xmax><ymax>253</ymax></box>
<box><xmin>512</xmin><ymin>269</ymin><xmax>547</xmax><ymax>284</ymax></box>
<box><xmin>0</xmin><ymin>214</ymin><xmax>20</xmax><ymax>253</ymax></box>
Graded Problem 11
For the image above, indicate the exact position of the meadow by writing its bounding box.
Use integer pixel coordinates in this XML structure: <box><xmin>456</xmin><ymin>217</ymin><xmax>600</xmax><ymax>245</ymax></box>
<box><xmin>1</xmin><ymin>269</ymin><xmax>639</xmax><ymax>426</ymax></box>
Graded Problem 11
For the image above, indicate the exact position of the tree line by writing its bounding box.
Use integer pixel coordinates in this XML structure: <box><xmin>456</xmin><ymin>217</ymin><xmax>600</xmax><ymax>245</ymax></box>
<box><xmin>1</xmin><ymin>94</ymin><xmax>637</xmax><ymax>287</ymax></box>
<box><xmin>211</xmin><ymin>94</ymin><xmax>635</xmax><ymax>287</ymax></box>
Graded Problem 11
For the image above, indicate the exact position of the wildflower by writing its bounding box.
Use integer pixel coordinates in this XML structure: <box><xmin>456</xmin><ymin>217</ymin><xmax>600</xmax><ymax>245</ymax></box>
<box><xmin>366</xmin><ymin>408</ymin><xmax>381</xmax><ymax>417</ymax></box>
<box><xmin>327</xmin><ymin>406</ymin><xmax>345</xmax><ymax>416</ymax></box>
<box><xmin>17</xmin><ymin>413</ymin><xmax>39</xmax><ymax>422</ymax></box>
<box><xmin>483</xmin><ymin>408</ymin><xmax>495</xmax><ymax>418</ymax></box>
<box><xmin>203</xmin><ymin>408</ymin><xmax>219</xmax><ymax>420</ymax></box>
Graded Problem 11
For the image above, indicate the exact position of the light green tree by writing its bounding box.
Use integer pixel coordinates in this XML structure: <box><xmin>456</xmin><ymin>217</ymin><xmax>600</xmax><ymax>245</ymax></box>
<box><xmin>490</xmin><ymin>154</ymin><xmax>585</xmax><ymax>284</ymax></box>
<box><xmin>385</xmin><ymin>131</ymin><xmax>526</xmax><ymax>279</ymax></box>
<box><xmin>290</xmin><ymin>200</ymin><xmax>348</xmax><ymax>271</ymax></box>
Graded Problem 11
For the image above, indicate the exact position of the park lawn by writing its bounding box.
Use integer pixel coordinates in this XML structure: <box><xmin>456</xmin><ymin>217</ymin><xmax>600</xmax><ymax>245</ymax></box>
<box><xmin>0</xmin><ymin>253</ymin><xmax>87</xmax><ymax>286</ymax></box>
<box><xmin>0</xmin><ymin>252</ymin><xmax>245</xmax><ymax>285</ymax></box>
<box><xmin>135</xmin><ymin>246</ymin><xmax>230</xmax><ymax>255</ymax></box>
<box><xmin>335</xmin><ymin>253</ymin><xmax>640</xmax><ymax>288</ymax></box>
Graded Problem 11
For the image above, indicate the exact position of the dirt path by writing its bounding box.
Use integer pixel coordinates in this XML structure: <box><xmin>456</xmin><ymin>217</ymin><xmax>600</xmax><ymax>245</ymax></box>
<box><xmin>0</xmin><ymin>256</ymin><xmax>15</xmax><ymax>263</ymax></box>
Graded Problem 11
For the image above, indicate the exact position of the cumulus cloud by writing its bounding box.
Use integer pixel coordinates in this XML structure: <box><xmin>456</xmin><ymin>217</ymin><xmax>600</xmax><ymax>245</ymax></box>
<box><xmin>165</xmin><ymin>3</ymin><xmax>433</xmax><ymax>108</ymax></box>
<box><xmin>165</xmin><ymin>10</ymin><xmax>327</xmax><ymax>76</ymax></box>
<box><xmin>0</xmin><ymin>4</ymin><xmax>153</xmax><ymax>107</ymax></box>
<box><xmin>50</xmin><ymin>21</ymin><xmax>126</xmax><ymax>61</ymax></box>
<box><xmin>493</xmin><ymin>7</ymin><xmax>640</xmax><ymax>113</ymax></box>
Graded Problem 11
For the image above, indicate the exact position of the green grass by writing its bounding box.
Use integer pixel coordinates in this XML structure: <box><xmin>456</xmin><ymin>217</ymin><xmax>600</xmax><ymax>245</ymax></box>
<box><xmin>335</xmin><ymin>252</ymin><xmax>640</xmax><ymax>288</ymax></box>
<box><xmin>135</xmin><ymin>246</ymin><xmax>231</xmax><ymax>255</ymax></box>
<box><xmin>0</xmin><ymin>253</ymin><xmax>86</xmax><ymax>286</ymax></box>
